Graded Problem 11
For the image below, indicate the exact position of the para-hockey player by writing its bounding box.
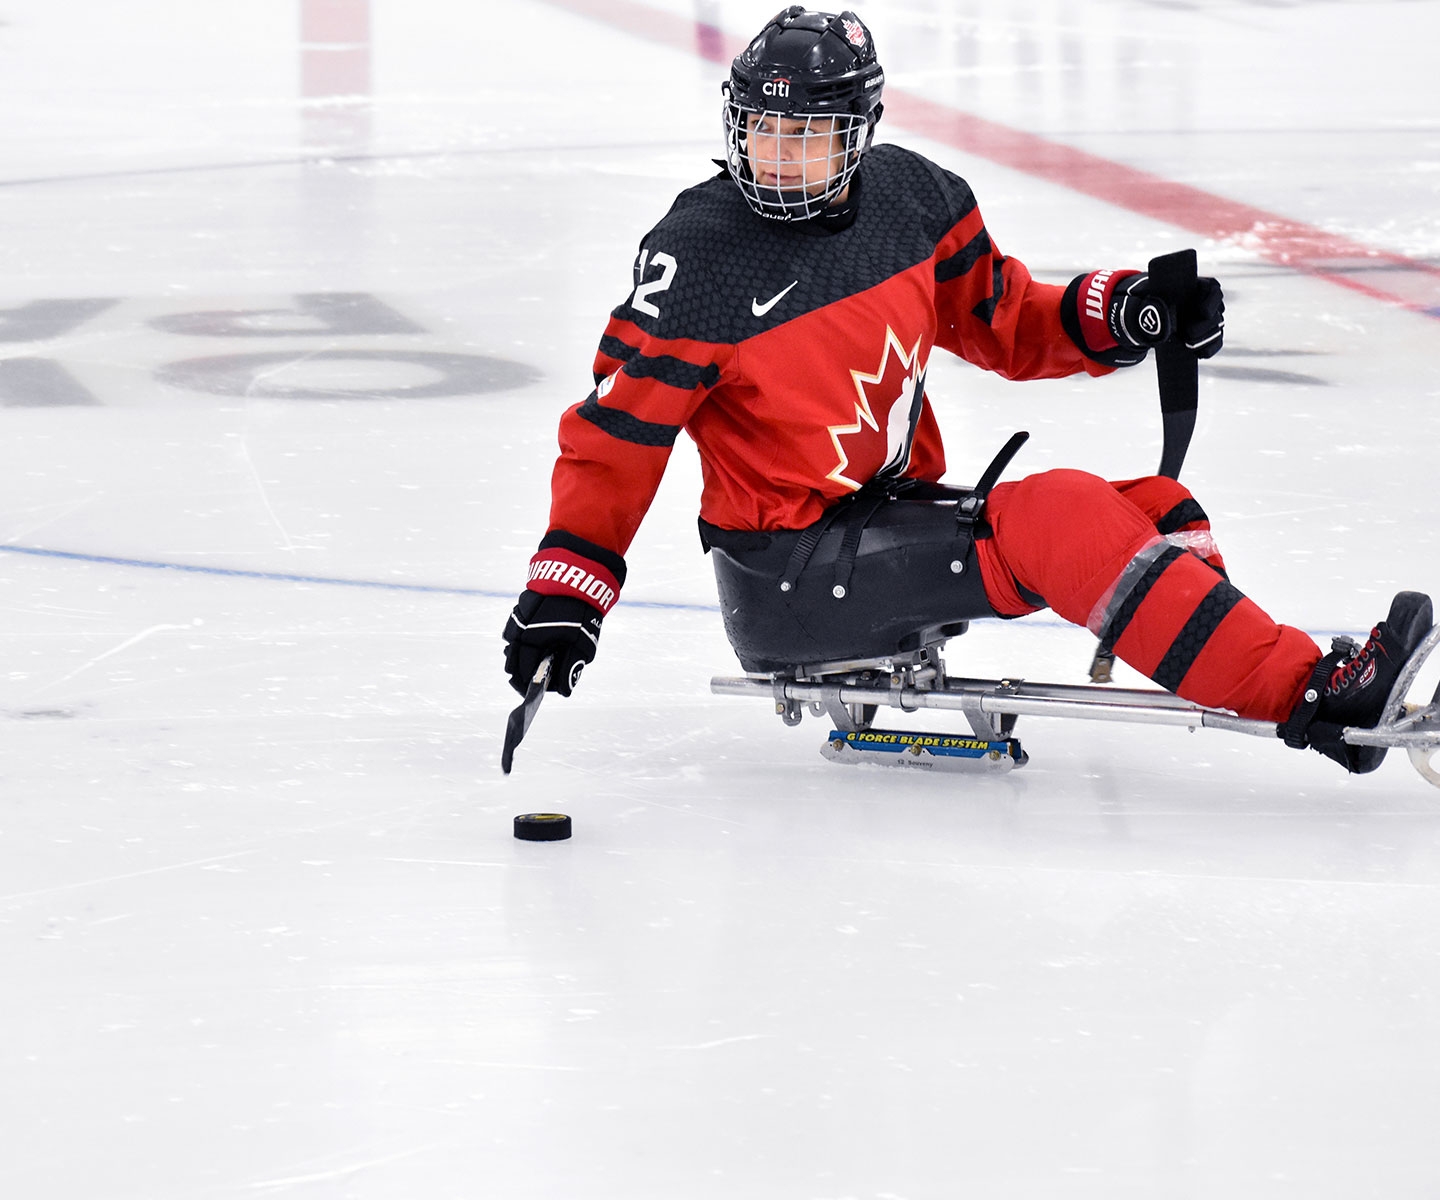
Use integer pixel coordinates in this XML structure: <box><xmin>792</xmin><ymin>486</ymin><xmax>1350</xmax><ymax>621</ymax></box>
<box><xmin>503</xmin><ymin>6</ymin><xmax>1432</xmax><ymax>774</ymax></box>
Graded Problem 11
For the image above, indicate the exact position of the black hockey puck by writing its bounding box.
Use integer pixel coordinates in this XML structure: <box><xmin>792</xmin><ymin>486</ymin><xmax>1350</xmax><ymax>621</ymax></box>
<box><xmin>513</xmin><ymin>812</ymin><xmax>572</xmax><ymax>842</ymax></box>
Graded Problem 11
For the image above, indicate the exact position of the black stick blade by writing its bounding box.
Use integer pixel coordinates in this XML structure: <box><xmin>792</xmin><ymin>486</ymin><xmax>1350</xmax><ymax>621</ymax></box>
<box><xmin>501</xmin><ymin>656</ymin><xmax>552</xmax><ymax>775</ymax></box>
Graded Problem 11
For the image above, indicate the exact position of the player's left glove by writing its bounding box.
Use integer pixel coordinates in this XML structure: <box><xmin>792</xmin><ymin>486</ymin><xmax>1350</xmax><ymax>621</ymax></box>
<box><xmin>1114</xmin><ymin>272</ymin><xmax>1225</xmax><ymax>358</ymax></box>
<box><xmin>1064</xmin><ymin>269</ymin><xmax>1225</xmax><ymax>365</ymax></box>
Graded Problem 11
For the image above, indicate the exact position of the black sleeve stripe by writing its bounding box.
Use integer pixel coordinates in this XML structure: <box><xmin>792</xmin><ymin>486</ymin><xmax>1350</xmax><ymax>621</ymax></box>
<box><xmin>598</xmin><ymin>334</ymin><xmax>639</xmax><ymax>366</ymax></box>
<box><xmin>578</xmin><ymin>393</ymin><xmax>682</xmax><ymax>448</ymax></box>
<box><xmin>935</xmin><ymin>229</ymin><xmax>992</xmax><ymax>284</ymax></box>
<box><xmin>1150</xmin><ymin>580</ymin><xmax>1246</xmax><ymax>693</ymax></box>
<box><xmin>1097</xmin><ymin>544</ymin><xmax>1186</xmax><ymax>653</ymax></box>
<box><xmin>621</xmin><ymin>352</ymin><xmax>720</xmax><ymax>391</ymax></box>
<box><xmin>970</xmin><ymin>258</ymin><xmax>1008</xmax><ymax>326</ymax></box>
<box><xmin>1155</xmin><ymin>498</ymin><xmax>1209</xmax><ymax>535</ymax></box>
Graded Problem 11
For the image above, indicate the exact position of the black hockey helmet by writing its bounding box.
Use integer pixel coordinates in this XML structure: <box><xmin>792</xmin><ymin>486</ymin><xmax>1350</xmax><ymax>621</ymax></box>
<box><xmin>722</xmin><ymin>7</ymin><xmax>885</xmax><ymax>220</ymax></box>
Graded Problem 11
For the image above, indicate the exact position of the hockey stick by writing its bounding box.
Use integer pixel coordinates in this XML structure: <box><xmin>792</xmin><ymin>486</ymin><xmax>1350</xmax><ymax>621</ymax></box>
<box><xmin>501</xmin><ymin>655</ymin><xmax>552</xmax><ymax>775</ymax></box>
<box><xmin>1090</xmin><ymin>248</ymin><xmax>1200</xmax><ymax>683</ymax></box>
<box><xmin>1149</xmin><ymin>247</ymin><xmax>1200</xmax><ymax>481</ymax></box>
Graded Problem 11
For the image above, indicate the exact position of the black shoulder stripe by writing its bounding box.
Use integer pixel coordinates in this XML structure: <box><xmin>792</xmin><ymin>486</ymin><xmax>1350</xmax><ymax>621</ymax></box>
<box><xmin>578</xmin><ymin>393</ymin><xmax>682</xmax><ymax>448</ymax></box>
<box><xmin>970</xmin><ymin>258</ymin><xmax>1008</xmax><ymax>326</ymax></box>
<box><xmin>1155</xmin><ymin>498</ymin><xmax>1209</xmax><ymax>535</ymax></box>
<box><xmin>622</xmin><ymin>352</ymin><xmax>720</xmax><ymax>391</ymax></box>
<box><xmin>1150</xmin><ymin>580</ymin><xmax>1246</xmax><ymax>692</ymax></box>
<box><xmin>935</xmin><ymin>229</ymin><xmax>992</xmax><ymax>284</ymax></box>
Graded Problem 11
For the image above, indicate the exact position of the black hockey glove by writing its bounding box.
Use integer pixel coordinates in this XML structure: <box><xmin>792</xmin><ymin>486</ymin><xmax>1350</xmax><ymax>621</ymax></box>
<box><xmin>1113</xmin><ymin>272</ymin><xmax>1225</xmax><ymax>358</ymax></box>
<box><xmin>503</xmin><ymin>592</ymin><xmax>603</xmax><ymax>697</ymax></box>
<box><xmin>502</xmin><ymin>531</ymin><xmax>626</xmax><ymax>698</ymax></box>
<box><xmin>1064</xmin><ymin>268</ymin><xmax>1225</xmax><ymax>365</ymax></box>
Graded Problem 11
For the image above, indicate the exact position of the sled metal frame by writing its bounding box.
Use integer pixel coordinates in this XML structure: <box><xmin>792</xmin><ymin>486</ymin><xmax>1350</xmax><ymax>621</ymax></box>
<box><xmin>711</xmin><ymin>626</ymin><xmax>1440</xmax><ymax>787</ymax></box>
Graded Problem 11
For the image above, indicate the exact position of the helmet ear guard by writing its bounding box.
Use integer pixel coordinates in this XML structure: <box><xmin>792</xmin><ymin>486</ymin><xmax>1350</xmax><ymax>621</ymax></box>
<box><xmin>721</xmin><ymin>8</ymin><xmax>885</xmax><ymax>221</ymax></box>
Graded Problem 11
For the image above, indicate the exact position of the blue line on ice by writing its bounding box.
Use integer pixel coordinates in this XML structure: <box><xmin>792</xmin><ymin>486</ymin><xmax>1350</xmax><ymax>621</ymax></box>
<box><xmin>0</xmin><ymin>544</ymin><xmax>721</xmax><ymax>613</ymax></box>
<box><xmin>0</xmin><ymin>545</ymin><xmax>1360</xmax><ymax>640</ymax></box>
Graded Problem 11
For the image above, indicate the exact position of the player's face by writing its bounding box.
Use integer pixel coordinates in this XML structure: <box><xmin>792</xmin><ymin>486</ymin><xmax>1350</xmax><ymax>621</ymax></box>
<box><xmin>745</xmin><ymin>113</ymin><xmax>849</xmax><ymax>197</ymax></box>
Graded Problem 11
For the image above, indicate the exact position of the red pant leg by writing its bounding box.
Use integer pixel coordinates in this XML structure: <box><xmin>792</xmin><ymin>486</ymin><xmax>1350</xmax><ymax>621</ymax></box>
<box><xmin>1110</xmin><ymin>475</ymin><xmax>1227</xmax><ymax>574</ymax></box>
<box><xmin>974</xmin><ymin>469</ymin><xmax>1319</xmax><ymax>722</ymax></box>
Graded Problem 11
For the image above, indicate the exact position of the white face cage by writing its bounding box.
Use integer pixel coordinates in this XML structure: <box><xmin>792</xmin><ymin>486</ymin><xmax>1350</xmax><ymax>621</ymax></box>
<box><xmin>722</xmin><ymin>99</ymin><xmax>871</xmax><ymax>220</ymax></box>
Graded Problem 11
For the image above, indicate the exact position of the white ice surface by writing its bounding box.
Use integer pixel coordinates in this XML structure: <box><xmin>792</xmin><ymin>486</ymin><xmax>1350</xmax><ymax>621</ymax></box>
<box><xmin>3</xmin><ymin>2</ymin><xmax>1440</xmax><ymax>1197</ymax></box>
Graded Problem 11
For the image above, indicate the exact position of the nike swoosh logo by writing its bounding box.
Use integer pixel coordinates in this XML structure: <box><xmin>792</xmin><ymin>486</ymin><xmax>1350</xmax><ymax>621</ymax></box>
<box><xmin>751</xmin><ymin>280</ymin><xmax>799</xmax><ymax>317</ymax></box>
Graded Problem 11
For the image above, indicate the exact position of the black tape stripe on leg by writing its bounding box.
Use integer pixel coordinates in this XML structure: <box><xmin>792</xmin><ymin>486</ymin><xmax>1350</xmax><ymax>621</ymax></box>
<box><xmin>1150</xmin><ymin>579</ymin><xmax>1245</xmax><ymax>693</ymax></box>
<box><xmin>1095</xmin><ymin>544</ymin><xmax>1187</xmax><ymax>656</ymax></box>
<box><xmin>1156</xmin><ymin>498</ymin><xmax>1208</xmax><ymax>536</ymax></box>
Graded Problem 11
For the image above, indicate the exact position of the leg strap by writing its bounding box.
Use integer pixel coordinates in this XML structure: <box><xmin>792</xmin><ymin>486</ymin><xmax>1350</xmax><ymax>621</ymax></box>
<box><xmin>958</xmin><ymin>430</ymin><xmax>1029</xmax><ymax>527</ymax></box>
<box><xmin>1278</xmin><ymin>640</ymin><xmax>1354</xmax><ymax>748</ymax></box>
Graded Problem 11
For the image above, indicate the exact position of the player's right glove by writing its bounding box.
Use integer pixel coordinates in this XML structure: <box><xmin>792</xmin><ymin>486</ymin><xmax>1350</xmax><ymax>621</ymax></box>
<box><xmin>503</xmin><ymin>592</ymin><xmax>604</xmax><ymax>697</ymax></box>
<box><xmin>502</xmin><ymin>532</ymin><xmax>625</xmax><ymax>698</ymax></box>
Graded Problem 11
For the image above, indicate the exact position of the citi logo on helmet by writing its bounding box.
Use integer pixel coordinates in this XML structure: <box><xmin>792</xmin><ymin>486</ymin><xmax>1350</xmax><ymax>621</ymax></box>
<box><xmin>761</xmin><ymin>77</ymin><xmax>792</xmax><ymax>98</ymax></box>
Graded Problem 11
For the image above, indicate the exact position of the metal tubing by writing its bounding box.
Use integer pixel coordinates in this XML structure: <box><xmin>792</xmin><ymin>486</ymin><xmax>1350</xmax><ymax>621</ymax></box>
<box><xmin>710</xmin><ymin>674</ymin><xmax>1281</xmax><ymax>739</ymax></box>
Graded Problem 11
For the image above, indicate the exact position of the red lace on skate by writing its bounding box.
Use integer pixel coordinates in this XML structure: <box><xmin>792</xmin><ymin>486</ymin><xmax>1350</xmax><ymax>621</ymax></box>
<box><xmin>1326</xmin><ymin>627</ymin><xmax>1387</xmax><ymax>696</ymax></box>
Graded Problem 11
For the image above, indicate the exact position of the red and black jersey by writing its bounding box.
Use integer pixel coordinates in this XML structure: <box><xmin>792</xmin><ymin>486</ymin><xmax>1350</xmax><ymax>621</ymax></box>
<box><xmin>548</xmin><ymin>144</ymin><xmax>1115</xmax><ymax>557</ymax></box>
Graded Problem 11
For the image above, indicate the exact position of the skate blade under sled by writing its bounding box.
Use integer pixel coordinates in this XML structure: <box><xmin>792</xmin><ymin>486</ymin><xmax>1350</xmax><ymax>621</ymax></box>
<box><xmin>711</xmin><ymin>624</ymin><xmax>1440</xmax><ymax>787</ymax></box>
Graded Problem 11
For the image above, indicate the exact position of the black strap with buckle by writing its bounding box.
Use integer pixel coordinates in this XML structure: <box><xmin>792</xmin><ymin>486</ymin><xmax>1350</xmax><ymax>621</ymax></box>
<box><xmin>1278</xmin><ymin>639</ymin><xmax>1355</xmax><ymax>747</ymax></box>
<box><xmin>958</xmin><ymin>430</ymin><xmax>1030</xmax><ymax>528</ymax></box>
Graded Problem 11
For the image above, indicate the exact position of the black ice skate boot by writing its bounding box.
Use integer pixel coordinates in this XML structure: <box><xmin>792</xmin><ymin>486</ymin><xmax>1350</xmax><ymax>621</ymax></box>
<box><xmin>1281</xmin><ymin>591</ymin><xmax>1434</xmax><ymax>773</ymax></box>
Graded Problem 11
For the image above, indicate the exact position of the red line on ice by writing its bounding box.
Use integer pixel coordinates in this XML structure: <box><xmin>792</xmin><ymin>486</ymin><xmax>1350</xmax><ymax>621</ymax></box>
<box><xmin>540</xmin><ymin>0</ymin><xmax>1440</xmax><ymax>317</ymax></box>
